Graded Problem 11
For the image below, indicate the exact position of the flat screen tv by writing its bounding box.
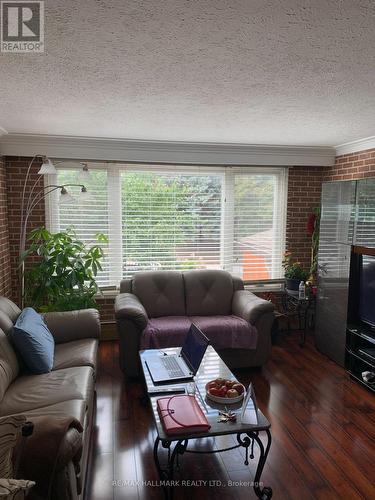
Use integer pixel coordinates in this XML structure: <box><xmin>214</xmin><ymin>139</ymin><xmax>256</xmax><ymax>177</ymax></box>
<box><xmin>359</xmin><ymin>255</ymin><xmax>375</xmax><ymax>328</ymax></box>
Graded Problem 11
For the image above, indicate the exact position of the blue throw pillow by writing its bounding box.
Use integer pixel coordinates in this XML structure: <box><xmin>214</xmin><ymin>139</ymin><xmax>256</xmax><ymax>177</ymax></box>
<box><xmin>11</xmin><ymin>308</ymin><xmax>55</xmax><ymax>374</ymax></box>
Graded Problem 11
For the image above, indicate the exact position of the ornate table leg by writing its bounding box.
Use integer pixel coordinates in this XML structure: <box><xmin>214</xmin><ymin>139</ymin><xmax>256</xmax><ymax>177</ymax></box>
<box><xmin>248</xmin><ymin>429</ymin><xmax>273</xmax><ymax>499</ymax></box>
<box><xmin>153</xmin><ymin>437</ymin><xmax>188</xmax><ymax>499</ymax></box>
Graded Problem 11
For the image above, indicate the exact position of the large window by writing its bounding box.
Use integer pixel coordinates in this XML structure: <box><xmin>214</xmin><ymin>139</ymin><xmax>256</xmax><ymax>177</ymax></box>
<box><xmin>46</xmin><ymin>164</ymin><xmax>287</xmax><ymax>287</ymax></box>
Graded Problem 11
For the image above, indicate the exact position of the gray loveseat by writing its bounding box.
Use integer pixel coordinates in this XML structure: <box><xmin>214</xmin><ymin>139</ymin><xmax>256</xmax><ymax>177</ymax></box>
<box><xmin>115</xmin><ymin>270</ymin><xmax>275</xmax><ymax>378</ymax></box>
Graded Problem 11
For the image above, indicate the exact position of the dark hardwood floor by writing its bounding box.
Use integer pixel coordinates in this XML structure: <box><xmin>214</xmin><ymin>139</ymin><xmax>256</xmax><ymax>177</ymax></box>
<box><xmin>85</xmin><ymin>332</ymin><xmax>375</xmax><ymax>500</ymax></box>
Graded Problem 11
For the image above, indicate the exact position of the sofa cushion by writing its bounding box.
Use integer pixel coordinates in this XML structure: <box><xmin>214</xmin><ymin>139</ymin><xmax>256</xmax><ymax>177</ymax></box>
<box><xmin>11</xmin><ymin>308</ymin><xmax>55</xmax><ymax>374</ymax></box>
<box><xmin>190</xmin><ymin>316</ymin><xmax>258</xmax><ymax>350</ymax></box>
<box><xmin>0</xmin><ymin>366</ymin><xmax>94</xmax><ymax>417</ymax></box>
<box><xmin>0</xmin><ymin>297</ymin><xmax>21</xmax><ymax>332</ymax></box>
<box><xmin>133</xmin><ymin>271</ymin><xmax>185</xmax><ymax>317</ymax></box>
<box><xmin>0</xmin><ymin>330</ymin><xmax>20</xmax><ymax>402</ymax></box>
<box><xmin>140</xmin><ymin>316</ymin><xmax>191</xmax><ymax>349</ymax></box>
<box><xmin>11</xmin><ymin>400</ymin><xmax>87</xmax><ymax>429</ymax></box>
<box><xmin>184</xmin><ymin>270</ymin><xmax>234</xmax><ymax>316</ymax></box>
<box><xmin>53</xmin><ymin>339</ymin><xmax>98</xmax><ymax>371</ymax></box>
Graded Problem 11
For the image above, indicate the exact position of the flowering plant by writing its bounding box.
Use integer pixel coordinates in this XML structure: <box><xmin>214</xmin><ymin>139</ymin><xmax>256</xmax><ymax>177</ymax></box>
<box><xmin>307</xmin><ymin>207</ymin><xmax>320</xmax><ymax>281</ymax></box>
<box><xmin>282</xmin><ymin>252</ymin><xmax>309</xmax><ymax>281</ymax></box>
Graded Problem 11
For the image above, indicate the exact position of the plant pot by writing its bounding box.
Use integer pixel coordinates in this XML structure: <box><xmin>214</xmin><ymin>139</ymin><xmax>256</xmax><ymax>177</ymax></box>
<box><xmin>285</xmin><ymin>278</ymin><xmax>301</xmax><ymax>291</ymax></box>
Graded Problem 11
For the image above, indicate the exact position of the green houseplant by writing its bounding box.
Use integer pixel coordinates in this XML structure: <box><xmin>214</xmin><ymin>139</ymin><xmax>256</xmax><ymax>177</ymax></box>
<box><xmin>282</xmin><ymin>252</ymin><xmax>309</xmax><ymax>291</ymax></box>
<box><xmin>20</xmin><ymin>226</ymin><xmax>108</xmax><ymax>312</ymax></box>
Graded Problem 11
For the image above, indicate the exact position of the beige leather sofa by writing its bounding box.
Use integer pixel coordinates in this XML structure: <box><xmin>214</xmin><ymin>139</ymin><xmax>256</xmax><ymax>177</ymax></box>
<box><xmin>115</xmin><ymin>270</ymin><xmax>275</xmax><ymax>378</ymax></box>
<box><xmin>0</xmin><ymin>297</ymin><xmax>100</xmax><ymax>500</ymax></box>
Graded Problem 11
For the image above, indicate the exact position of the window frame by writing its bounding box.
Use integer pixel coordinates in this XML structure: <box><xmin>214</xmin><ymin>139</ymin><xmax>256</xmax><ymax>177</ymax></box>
<box><xmin>45</xmin><ymin>163</ymin><xmax>288</xmax><ymax>288</ymax></box>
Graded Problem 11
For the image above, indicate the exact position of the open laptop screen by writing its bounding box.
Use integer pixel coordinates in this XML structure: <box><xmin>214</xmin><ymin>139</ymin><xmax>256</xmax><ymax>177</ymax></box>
<box><xmin>181</xmin><ymin>324</ymin><xmax>209</xmax><ymax>374</ymax></box>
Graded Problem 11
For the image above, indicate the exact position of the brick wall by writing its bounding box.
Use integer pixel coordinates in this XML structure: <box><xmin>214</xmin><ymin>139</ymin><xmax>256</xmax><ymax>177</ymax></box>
<box><xmin>97</xmin><ymin>295</ymin><xmax>116</xmax><ymax>322</ymax></box>
<box><xmin>5</xmin><ymin>156</ymin><xmax>45</xmax><ymax>303</ymax></box>
<box><xmin>286</xmin><ymin>166</ymin><xmax>325</xmax><ymax>271</ymax></box>
<box><xmin>0</xmin><ymin>158</ymin><xmax>12</xmax><ymax>297</ymax></box>
<box><xmin>324</xmin><ymin>148</ymin><xmax>375</xmax><ymax>181</ymax></box>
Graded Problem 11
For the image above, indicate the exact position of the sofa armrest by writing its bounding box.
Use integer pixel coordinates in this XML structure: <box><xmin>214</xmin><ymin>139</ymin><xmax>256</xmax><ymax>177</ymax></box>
<box><xmin>232</xmin><ymin>290</ymin><xmax>275</xmax><ymax>325</ymax></box>
<box><xmin>43</xmin><ymin>309</ymin><xmax>101</xmax><ymax>344</ymax></box>
<box><xmin>55</xmin><ymin>427</ymin><xmax>82</xmax><ymax>472</ymax></box>
<box><xmin>115</xmin><ymin>293</ymin><xmax>148</xmax><ymax>330</ymax></box>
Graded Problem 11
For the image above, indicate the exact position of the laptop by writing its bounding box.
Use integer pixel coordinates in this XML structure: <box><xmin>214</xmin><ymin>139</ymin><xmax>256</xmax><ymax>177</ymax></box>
<box><xmin>145</xmin><ymin>324</ymin><xmax>209</xmax><ymax>384</ymax></box>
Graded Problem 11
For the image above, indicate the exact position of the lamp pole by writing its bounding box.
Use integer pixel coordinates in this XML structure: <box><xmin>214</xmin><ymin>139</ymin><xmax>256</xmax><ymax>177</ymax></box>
<box><xmin>19</xmin><ymin>154</ymin><xmax>87</xmax><ymax>307</ymax></box>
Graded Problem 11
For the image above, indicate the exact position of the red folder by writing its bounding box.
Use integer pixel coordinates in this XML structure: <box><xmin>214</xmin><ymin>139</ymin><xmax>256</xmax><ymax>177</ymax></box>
<box><xmin>157</xmin><ymin>395</ymin><xmax>211</xmax><ymax>435</ymax></box>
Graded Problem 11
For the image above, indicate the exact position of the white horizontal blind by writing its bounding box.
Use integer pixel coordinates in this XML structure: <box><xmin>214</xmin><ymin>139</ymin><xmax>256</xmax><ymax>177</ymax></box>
<box><xmin>121</xmin><ymin>168</ymin><xmax>223</xmax><ymax>277</ymax></box>
<box><xmin>46</xmin><ymin>164</ymin><xmax>287</xmax><ymax>286</ymax></box>
<box><xmin>47</xmin><ymin>168</ymin><xmax>112</xmax><ymax>287</ymax></box>
<box><xmin>222</xmin><ymin>168</ymin><xmax>287</xmax><ymax>280</ymax></box>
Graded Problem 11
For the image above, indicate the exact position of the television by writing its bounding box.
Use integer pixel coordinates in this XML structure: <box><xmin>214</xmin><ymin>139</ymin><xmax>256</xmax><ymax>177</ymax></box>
<box><xmin>359</xmin><ymin>254</ymin><xmax>375</xmax><ymax>328</ymax></box>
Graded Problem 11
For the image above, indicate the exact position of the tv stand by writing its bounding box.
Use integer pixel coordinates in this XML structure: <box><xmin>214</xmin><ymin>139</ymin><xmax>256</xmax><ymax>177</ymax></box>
<box><xmin>346</xmin><ymin>324</ymin><xmax>375</xmax><ymax>393</ymax></box>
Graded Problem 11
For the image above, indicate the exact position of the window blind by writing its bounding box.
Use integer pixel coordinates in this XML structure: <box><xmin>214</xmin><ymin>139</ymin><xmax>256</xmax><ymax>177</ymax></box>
<box><xmin>46</xmin><ymin>164</ymin><xmax>287</xmax><ymax>286</ymax></box>
<box><xmin>46</xmin><ymin>167</ymin><xmax>112</xmax><ymax>287</ymax></box>
<box><xmin>228</xmin><ymin>169</ymin><xmax>288</xmax><ymax>281</ymax></box>
<box><xmin>121</xmin><ymin>168</ymin><xmax>223</xmax><ymax>277</ymax></box>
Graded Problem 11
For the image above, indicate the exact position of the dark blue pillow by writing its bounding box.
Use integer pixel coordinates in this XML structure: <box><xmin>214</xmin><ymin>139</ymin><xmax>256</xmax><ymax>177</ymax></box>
<box><xmin>11</xmin><ymin>308</ymin><xmax>55</xmax><ymax>374</ymax></box>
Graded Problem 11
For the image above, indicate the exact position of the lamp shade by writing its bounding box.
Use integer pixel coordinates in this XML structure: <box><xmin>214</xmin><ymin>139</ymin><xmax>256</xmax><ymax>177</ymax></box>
<box><xmin>38</xmin><ymin>158</ymin><xmax>57</xmax><ymax>175</ymax></box>
<box><xmin>59</xmin><ymin>187</ymin><xmax>76</xmax><ymax>204</ymax></box>
<box><xmin>79</xmin><ymin>186</ymin><xmax>91</xmax><ymax>201</ymax></box>
<box><xmin>78</xmin><ymin>164</ymin><xmax>91</xmax><ymax>181</ymax></box>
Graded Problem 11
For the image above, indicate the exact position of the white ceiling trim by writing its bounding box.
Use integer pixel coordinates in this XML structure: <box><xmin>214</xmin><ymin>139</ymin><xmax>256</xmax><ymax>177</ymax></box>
<box><xmin>0</xmin><ymin>134</ymin><xmax>335</xmax><ymax>166</ymax></box>
<box><xmin>335</xmin><ymin>136</ymin><xmax>375</xmax><ymax>156</ymax></box>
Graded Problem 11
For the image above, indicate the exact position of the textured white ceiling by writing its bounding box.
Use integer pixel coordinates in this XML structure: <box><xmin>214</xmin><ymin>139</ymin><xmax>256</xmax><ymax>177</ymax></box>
<box><xmin>0</xmin><ymin>0</ymin><xmax>375</xmax><ymax>146</ymax></box>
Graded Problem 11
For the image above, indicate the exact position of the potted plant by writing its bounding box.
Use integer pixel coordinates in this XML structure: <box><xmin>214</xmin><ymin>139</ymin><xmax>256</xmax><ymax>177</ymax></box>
<box><xmin>20</xmin><ymin>226</ymin><xmax>108</xmax><ymax>312</ymax></box>
<box><xmin>282</xmin><ymin>252</ymin><xmax>309</xmax><ymax>291</ymax></box>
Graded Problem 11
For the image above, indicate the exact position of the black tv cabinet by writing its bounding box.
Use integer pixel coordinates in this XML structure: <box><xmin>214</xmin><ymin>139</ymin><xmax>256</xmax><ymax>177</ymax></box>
<box><xmin>346</xmin><ymin>324</ymin><xmax>375</xmax><ymax>393</ymax></box>
<box><xmin>345</xmin><ymin>246</ymin><xmax>375</xmax><ymax>392</ymax></box>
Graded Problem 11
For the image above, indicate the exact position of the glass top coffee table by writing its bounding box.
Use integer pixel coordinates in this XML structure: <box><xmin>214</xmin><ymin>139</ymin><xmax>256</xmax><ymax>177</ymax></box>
<box><xmin>140</xmin><ymin>346</ymin><xmax>272</xmax><ymax>499</ymax></box>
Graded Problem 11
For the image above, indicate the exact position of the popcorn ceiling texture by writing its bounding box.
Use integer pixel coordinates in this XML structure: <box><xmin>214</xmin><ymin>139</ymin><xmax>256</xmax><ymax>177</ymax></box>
<box><xmin>1</xmin><ymin>0</ymin><xmax>375</xmax><ymax>145</ymax></box>
<box><xmin>1</xmin><ymin>151</ymin><xmax>375</xmax><ymax>321</ymax></box>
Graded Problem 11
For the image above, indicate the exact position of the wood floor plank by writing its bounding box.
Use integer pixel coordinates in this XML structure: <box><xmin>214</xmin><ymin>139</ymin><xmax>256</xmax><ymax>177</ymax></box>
<box><xmin>87</xmin><ymin>333</ymin><xmax>375</xmax><ymax>500</ymax></box>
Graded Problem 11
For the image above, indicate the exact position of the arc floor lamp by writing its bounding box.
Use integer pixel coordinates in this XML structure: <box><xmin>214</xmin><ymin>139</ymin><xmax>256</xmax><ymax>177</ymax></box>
<box><xmin>19</xmin><ymin>154</ymin><xmax>88</xmax><ymax>306</ymax></box>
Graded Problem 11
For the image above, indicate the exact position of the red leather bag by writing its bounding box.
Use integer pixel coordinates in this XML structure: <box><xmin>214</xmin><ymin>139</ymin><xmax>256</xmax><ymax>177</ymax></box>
<box><xmin>157</xmin><ymin>395</ymin><xmax>210</xmax><ymax>435</ymax></box>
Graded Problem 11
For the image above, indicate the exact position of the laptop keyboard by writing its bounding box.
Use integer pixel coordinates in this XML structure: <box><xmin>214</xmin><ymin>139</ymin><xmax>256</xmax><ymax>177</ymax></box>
<box><xmin>162</xmin><ymin>356</ymin><xmax>185</xmax><ymax>377</ymax></box>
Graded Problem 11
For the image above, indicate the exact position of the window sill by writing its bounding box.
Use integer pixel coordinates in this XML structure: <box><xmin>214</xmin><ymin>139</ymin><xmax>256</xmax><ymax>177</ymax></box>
<box><xmin>244</xmin><ymin>279</ymin><xmax>285</xmax><ymax>293</ymax></box>
<box><xmin>96</xmin><ymin>279</ymin><xmax>285</xmax><ymax>299</ymax></box>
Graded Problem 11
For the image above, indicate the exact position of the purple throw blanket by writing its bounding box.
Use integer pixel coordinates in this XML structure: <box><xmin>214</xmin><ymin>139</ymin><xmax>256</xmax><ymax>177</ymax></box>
<box><xmin>140</xmin><ymin>315</ymin><xmax>258</xmax><ymax>350</ymax></box>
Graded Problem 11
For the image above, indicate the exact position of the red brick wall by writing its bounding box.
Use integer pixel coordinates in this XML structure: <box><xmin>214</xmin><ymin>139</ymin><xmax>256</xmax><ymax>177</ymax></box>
<box><xmin>0</xmin><ymin>158</ymin><xmax>12</xmax><ymax>297</ymax></box>
<box><xmin>286</xmin><ymin>166</ymin><xmax>325</xmax><ymax>271</ymax></box>
<box><xmin>5</xmin><ymin>156</ymin><xmax>45</xmax><ymax>303</ymax></box>
<box><xmin>97</xmin><ymin>296</ymin><xmax>116</xmax><ymax>322</ymax></box>
<box><xmin>324</xmin><ymin>148</ymin><xmax>375</xmax><ymax>181</ymax></box>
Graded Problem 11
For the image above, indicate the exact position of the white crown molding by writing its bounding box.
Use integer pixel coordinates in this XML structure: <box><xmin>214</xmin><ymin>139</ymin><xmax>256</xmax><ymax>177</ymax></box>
<box><xmin>0</xmin><ymin>125</ymin><xmax>8</xmax><ymax>137</ymax></box>
<box><xmin>0</xmin><ymin>133</ymin><xmax>335</xmax><ymax>166</ymax></box>
<box><xmin>335</xmin><ymin>136</ymin><xmax>375</xmax><ymax>156</ymax></box>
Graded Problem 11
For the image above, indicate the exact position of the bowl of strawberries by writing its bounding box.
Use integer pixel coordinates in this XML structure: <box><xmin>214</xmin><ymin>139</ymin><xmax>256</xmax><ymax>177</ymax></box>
<box><xmin>205</xmin><ymin>378</ymin><xmax>245</xmax><ymax>404</ymax></box>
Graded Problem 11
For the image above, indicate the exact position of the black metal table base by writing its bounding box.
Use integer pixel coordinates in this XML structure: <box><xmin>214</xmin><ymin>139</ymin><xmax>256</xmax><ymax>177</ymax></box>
<box><xmin>153</xmin><ymin>430</ymin><xmax>272</xmax><ymax>499</ymax></box>
<box><xmin>281</xmin><ymin>292</ymin><xmax>315</xmax><ymax>347</ymax></box>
